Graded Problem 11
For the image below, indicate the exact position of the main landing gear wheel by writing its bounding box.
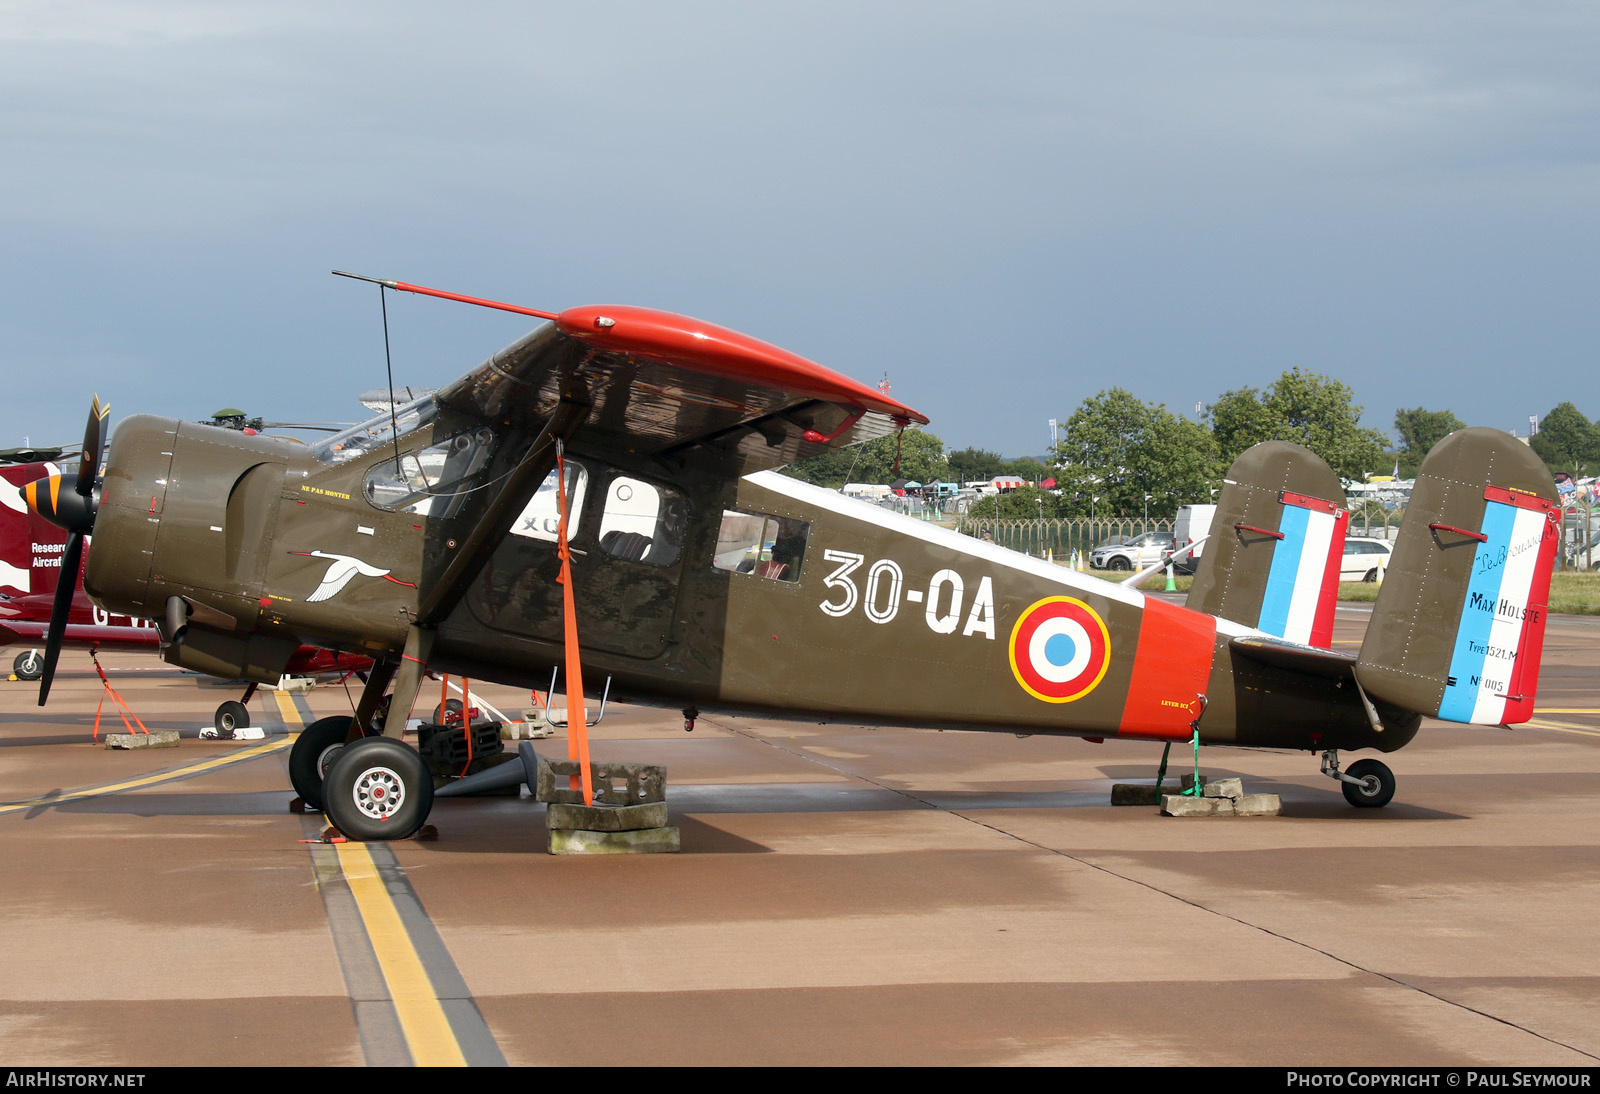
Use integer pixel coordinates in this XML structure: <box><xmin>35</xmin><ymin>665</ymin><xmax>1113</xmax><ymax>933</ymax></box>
<box><xmin>1341</xmin><ymin>758</ymin><xmax>1396</xmax><ymax>808</ymax></box>
<box><xmin>214</xmin><ymin>700</ymin><xmax>250</xmax><ymax>734</ymax></box>
<box><xmin>289</xmin><ymin>715</ymin><xmax>358</xmax><ymax>810</ymax></box>
<box><xmin>322</xmin><ymin>736</ymin><xmax>433</xmax><ymax>841</ymax></box>
<box><xmin>433</xmin><ymin>697</ymin><xmax>463</xmax><ymax>725</ymax></box>
<box><xmin>13</xmin><ymin>650</ymin><xmax>42</xmax><ymax>681</ymax></box>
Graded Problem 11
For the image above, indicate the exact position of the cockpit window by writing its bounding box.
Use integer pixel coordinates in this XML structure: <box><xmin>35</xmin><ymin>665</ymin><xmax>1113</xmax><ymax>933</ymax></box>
<box><xmin>713</xmin><ymin>510</ymin><xmax>808</xmax><ymax>582</ymax></box>
<box><xmin>364</xmin><ymin>426</ymin><xmax>496</xmax><ymax>517</ymax></box>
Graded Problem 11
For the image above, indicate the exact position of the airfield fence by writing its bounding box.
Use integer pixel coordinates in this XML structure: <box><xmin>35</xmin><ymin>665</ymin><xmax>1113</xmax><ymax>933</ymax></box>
<box><xmin>956</xmin><ymin>516</ymin><xmax>1174</xmax><ymax>561</ymax></box>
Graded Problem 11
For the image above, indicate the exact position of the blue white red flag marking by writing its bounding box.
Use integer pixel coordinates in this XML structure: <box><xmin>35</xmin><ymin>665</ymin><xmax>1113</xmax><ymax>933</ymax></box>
<box><xmin>1257</xmin><ymin>492</ymin><xmax>1347</xmax><ymax>648</ymax></box>
<box><xmin>1009</xmin><ymin>596</ymin><xmax>1110</xmax><ymax>704</ymax></box>
<box><xmin>1438</xmin><ymin>487</ymin><xmax>1557</xmax><ymax>725</ymax></box>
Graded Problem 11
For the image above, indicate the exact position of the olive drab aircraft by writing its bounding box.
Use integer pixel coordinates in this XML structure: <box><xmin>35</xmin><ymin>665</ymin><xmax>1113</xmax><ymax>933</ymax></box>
<box><xmin>21</xmin><ymin>274</ymin><xmax>1561</xmax><ymax>842</ymax></box>
<box><xmin>5</xmin><ymin>457</ymin><xmax>373</xmax><ymax>731</ymax></box>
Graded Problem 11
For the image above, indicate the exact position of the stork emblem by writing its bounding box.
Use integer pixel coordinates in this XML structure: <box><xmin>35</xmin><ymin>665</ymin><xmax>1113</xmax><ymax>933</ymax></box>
<box><xmin>289</xmin><ymin>550</ymin><xmax>418</xmax><ymax>602</ymax></box>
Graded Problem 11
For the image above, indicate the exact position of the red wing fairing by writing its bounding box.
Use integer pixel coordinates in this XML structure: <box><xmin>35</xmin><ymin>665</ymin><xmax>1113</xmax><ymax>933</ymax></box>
<box><xmin>436</xmin><ymin>305</ymin><xmax>924</xmax><ymax>473</ymax></box>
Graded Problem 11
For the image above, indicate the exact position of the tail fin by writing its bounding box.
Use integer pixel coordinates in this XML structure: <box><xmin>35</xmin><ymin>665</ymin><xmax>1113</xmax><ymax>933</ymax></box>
<box><xmin>1355</xmin><ymin>428</ymin><xmax>1558</xmax><ymax>726</ymax></box>
<box><xmin>1187</xmin><ymin>441</ymin><xmax>1349</xmax><ymax>647</ymax></box>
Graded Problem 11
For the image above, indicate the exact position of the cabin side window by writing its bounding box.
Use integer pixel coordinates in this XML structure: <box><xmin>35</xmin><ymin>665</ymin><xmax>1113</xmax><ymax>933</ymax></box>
<box><xmin>509</xmin><ymin>464</ymin><xmax>589</xmax><ymax>542</ymax></box>
<box><xmin>713</xmin><ymin>510</ymin><xmax>808</xmax><ymax>582</ymax></box>
<box><xmin>597</xmin><ymin>476</ymin><xmax>687</xmax><ymax>567</ymax></box>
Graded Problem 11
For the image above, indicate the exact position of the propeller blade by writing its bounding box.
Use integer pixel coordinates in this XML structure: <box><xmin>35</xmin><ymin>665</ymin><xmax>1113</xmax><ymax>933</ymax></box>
<box><xmin>76</xmin><ymin>396</ymin><xmax>108</xmax><ymax>498</ymax></box>
<box><xmin>38</xmin><ymin>531</ymin><xmax>84</xmax><ymax>706</ymax></box>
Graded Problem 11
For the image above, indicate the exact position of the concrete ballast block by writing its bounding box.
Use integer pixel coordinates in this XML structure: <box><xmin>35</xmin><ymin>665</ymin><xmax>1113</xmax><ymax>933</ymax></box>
<box><xmin>1162</xmin><ymin>794</ymin><xmax>1235</xmax><ymax>817</ymax></box>
<box><xmin>548</xmin><ymin>827</ymin><xmax>681</xmax><ymax>855</ymax></box>
<box><xmin>537</xmin><ymin>759</ymin><xmax>666</xmax><ymax>805</ymax></box>
<box><xmin>546</xmin><ymin>801</ymin><xmax>669</xmax><ymax>832</ymax></box>
<box><xmin>1233</xmin><ymin>794</ymin><xmax>1283</xmax><ymax>816</ymax></box>
<box><xmin>104</xmin><ymin>732</ymin><xmax>180</xmax><ymax>750</ymax></box>
<box><xmin>1110</xmin><ymin>784</ymin><xmax>1163</xmax><ymax>806</ymax></box>
<box><xmin>1203</xmin><ymin>778</ymin><xmax>1245</xmax><ymax>799</ymax></box>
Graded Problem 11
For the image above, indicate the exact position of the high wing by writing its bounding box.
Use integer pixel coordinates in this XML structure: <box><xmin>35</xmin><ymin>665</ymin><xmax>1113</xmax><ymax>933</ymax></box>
<box><xmin>435</xmin><ymin>304</ymin><xmax>924</xmax><ymax>474</ymax></box>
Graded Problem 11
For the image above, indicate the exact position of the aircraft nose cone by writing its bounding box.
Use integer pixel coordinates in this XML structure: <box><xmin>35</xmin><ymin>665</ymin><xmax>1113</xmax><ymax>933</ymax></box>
<box><xmin>22</xmin><ymin>473</ymin><xmax>96</xmax><ymax>535</ymax></box>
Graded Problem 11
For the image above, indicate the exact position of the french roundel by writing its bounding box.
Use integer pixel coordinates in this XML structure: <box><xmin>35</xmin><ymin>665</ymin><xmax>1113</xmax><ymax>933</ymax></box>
<box><xmin>1008</xmin><ymin>596</ymin><xmax>1111</xmax><ymax>704</ymax></box>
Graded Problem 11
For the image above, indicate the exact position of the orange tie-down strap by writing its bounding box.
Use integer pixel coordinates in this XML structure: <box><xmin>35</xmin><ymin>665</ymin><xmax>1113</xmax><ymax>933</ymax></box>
<box><xmin>554</xmin><ymin>446</ymin><xmax>593</xmax><ymax>806</ymax></box>
<box><xmin>90</xmin><ymin>650</ymin><xmax>149</xmax><ymax>742</ymax></box>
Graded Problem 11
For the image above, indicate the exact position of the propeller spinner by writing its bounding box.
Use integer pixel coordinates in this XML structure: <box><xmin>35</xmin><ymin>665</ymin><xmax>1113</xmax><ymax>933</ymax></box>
<box><xmin>21</xmin><ymin>396</ymin><xmax>109</xmax><ymax>704</ymax></box>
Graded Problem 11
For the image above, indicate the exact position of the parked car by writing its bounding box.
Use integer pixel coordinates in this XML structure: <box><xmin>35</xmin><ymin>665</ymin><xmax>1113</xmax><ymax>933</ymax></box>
<box><xmin>1341</xmin><ymin>536</ymin><xmax>1393</xmax><ymax>582</ymax></box>
<box><xmin>1091</xmin><ymin>531</ymin><xmax>1175</xmax><ymax>571</ymax></box>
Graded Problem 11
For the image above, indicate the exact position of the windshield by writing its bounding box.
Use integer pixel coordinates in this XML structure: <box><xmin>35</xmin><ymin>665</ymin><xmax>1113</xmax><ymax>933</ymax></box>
<box><xmin>312</xmin><ymin>396</ymin><xmax>437</xmax><ymax>465</ymax></box>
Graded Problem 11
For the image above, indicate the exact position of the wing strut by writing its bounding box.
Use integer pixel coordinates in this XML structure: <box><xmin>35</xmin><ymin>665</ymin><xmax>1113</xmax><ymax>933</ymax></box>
<box><xmin>554</xmin><ymin>439</ymin><xmax>594</xmax><ymax>807</ymax></box>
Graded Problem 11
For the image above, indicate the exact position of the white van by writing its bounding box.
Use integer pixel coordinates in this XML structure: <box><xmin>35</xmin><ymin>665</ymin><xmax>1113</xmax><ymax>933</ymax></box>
<box><xmin>1172</xmin><ymin>504</ymin><xmax>1217</xmax><ymax>575</ymax></box>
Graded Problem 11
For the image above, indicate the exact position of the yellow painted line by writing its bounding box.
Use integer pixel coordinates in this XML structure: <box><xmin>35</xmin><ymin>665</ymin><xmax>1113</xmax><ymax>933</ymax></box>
<box><xmin>273</xmin><ymin>688</ymin><xmax>304</xmax><ymax>728</ymax></box>
<box><xmin>1523</xmin><ymin>718</ymin><xmax>1600</xmax><ymax>739</ymax></box>
<box><xmin>0</xmin><ymin>737</ymin><xmax>291</xmax><ymax>815</ymax></box>
<box><xmin>335</xmin><ymin>841</ymin><xmax>467</xmax><ymax>1067</ymax></box>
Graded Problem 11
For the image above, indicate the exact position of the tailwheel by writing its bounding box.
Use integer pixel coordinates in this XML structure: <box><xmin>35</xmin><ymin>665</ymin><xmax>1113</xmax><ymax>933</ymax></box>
<box><xmin>323</xmin><ymin>736</ymin><xmax>433</xmax><ymax>841</ymax></box>
<box><xmin>1340</xmin><ymin>758</ymin><xmax>1396</xmax><ymax>809</ymax></box>
<box><xmin>214</xmin><ymin>699</ymin><xmax>250</xmax><ymax>735</ymax></box>
<box><xmin>13</xmin><ymin>650</ymin><xmax>43</xmax><ymax>681</ymax></box>
<box><xmin>289</xmin><ymin>715</ymin><xmax>358</xmax><ymax>810</ymax></box>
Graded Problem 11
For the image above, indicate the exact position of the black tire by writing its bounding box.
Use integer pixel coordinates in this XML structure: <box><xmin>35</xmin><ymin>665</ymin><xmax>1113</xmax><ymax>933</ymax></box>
<box><xmin>432</xmin><ymin>697</ymin><xmax>464</xmax><ymax>725</ymax></box>
<box><xmin>1107</xmin><ymin>556</ymin><xmax>1132</xmax><ymax>572</ymax></box>
<box><xmin>1341</xmin><ymin>758</ymin><xmax>1395</xmax><ymax>808</ymax></box>
<box><xmin>1362</xmin><ymin>568</ymin><xmax>1379</xmax><ymax>583</ymax></box>
<box><xmin>289</xmin><ymin>715</ymin><xmax>357</xmax><ymax>810</ymax></box>
<box><xmin>215</xmin><ymin>700</ymin><xmax>250</xmax><ymax>734</ymax></box>
<box><xmin>323</xmin><ymin>736</ymin><xmax>433</xmax><ymax>841</ymax></box>
<box><xmin>13</xmin><ymin>650</ymin><xmax>42</xmax><ymax>681</ymax></box>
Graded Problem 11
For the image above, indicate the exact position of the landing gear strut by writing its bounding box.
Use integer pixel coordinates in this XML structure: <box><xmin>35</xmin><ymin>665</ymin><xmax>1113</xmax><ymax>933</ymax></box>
<box><xmin>1321</xmin><ymin>750</ymin><xmax>1396</xmax><ymax>808</ymax></box>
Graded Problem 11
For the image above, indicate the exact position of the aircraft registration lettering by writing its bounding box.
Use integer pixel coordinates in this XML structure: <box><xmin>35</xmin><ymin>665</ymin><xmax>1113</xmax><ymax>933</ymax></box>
<box><xmin>91</xmin><ymin>606</ymin><xmax>154</xmax><ymax>628</ymax></box>
<box><xmin>818</xmin><ymin>549</ymin><xmax>994</xmax><ymax>638</ymax></box>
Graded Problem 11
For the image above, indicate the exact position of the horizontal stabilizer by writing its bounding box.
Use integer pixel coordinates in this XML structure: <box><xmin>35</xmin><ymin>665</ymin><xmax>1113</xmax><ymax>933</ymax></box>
<box><xmin>1187</xmin><ymin>442</ymin><xmax>1347</xmax><ymax>647</ymax></box>
<box><xmin>1229</xmin><ymin>635</ymin><xmax>1356</xmax><ymax>680</ymax></box>
<box><xmin>1355</xmin><ymin>429</ymin><xmax>1559</xmax><ymax>725</ymax></box>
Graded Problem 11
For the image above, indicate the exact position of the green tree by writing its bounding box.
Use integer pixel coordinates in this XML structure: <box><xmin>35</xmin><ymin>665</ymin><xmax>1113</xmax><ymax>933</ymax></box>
<box><xmin>780</xmin><ymin>428</ymin><xmax>947</xmax><ymax>488</ymax></box>
<box><xmin>1209</xmin><ymin>369</ymin><xmax>1388</xmax><ymax>479</ymax></box>
<box><xmin>967</xmin><ymin>484</ymin><xmax>1063</xmax><ymax>520</ymax></box>
<box><xmin>1051</xmin><ymin>389</ymin><xmax>1217</xmax><ymax>518</ymax></box>
<box><xmin>1393</xmin><ymin>407</ymin><xmax>1465</xmax><ymax>477</ymax></box>
<box><xmin>946</xmin><ymin>447</ymin><xmax>1006</xmax><ymax>483</ymax></box>
<box><xmin>1000</xmin><ymin>456</ymin><xmax>1052</xmax><ymax>483</ymax></box>
<box><xmin>1530</xmin><ymin>402</ymin><xmax>1600</xmax><ymax>479</ymax></box>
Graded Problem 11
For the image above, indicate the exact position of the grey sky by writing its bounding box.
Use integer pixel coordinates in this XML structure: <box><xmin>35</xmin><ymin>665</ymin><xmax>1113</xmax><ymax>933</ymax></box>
<box><xmin>3</xmin><ymin>1</ymin><xmax>1596</xmax><ymax>460</ymax></box>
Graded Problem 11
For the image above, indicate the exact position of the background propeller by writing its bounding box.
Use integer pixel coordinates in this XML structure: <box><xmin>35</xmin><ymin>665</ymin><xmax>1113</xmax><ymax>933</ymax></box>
<box><xmin>22</xmin><ymin>396</ymin><xmax>108</xmax><ymax>705</ymax></box>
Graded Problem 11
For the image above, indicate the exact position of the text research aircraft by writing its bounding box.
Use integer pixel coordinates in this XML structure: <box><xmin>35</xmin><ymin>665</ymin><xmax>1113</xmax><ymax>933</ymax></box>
<box><xmin>22</xmin><ymin>275</ymin><xmax>1560</xmax><ymax>841</ymax></box>
<box><xmin>4</xmin><ymin>457</ymin><xmax>370</xmax><ymax>732</ymax></box>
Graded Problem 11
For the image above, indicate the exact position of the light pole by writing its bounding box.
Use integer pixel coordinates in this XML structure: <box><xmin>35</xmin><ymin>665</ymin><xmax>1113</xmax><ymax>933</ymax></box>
<box><xmin>1144</xmin><ymin>494</ymin><xmax>1152</xmax><ymax>533</ymax></box>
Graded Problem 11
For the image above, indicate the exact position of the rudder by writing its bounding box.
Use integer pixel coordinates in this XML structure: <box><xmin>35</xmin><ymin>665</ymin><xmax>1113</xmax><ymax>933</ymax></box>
<box><xmin>1186</xmin><ymin>441</ymin><xmax>1348</xmax><ymax>648</ymax></box>
<box><xmin>1354</xmin><ymin>428</ymin><xmax>1559</xmax><ymax>725</ymax></box>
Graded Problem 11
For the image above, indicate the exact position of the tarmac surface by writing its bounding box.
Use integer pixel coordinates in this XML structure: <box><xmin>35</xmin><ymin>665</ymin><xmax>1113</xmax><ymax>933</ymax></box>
<box><xmin>2</xmin><ymin>605</ymin><xmax>1599</xmax><ymax>1066</ymax></box>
